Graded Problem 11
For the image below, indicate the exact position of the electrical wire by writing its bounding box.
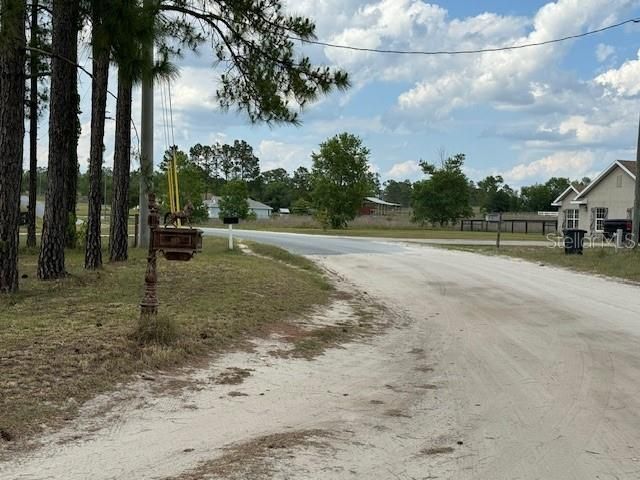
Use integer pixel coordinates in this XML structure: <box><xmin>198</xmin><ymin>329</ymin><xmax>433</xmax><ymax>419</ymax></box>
<box><xmin>289</xmin><ymin>17</ymin><xmax>640</xmax><ymax>55</ymax></box>
<box><xmin>167</xmin><ymin>80</ymin><xmax>176</xmax><ymax>148</ymax></box>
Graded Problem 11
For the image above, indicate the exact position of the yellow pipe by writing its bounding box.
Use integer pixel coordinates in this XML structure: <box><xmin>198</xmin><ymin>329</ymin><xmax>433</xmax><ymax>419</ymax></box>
<box><xmin>167</xmin><ymin>161</ymin><xmax>175</xmax><ymax>213</ymax></box>
<box><xmin>172</xmin><ymin>152</ymin><xmax>180</xmax><ymax>212</ymax></box>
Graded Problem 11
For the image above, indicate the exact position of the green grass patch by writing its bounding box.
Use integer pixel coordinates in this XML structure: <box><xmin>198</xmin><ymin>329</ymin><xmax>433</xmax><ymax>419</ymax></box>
<box><xmin>447</xmin><ymin>244</ymin><xmax>640</xmax><ymax>282</ymax></box>
<box><xmin>0</xmin><ymin>238</ymin><xmax>330</xmax><ymax>443</ymax></box>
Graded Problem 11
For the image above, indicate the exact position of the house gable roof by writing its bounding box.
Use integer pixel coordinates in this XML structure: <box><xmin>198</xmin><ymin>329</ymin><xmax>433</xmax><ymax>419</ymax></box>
<box><xmin>364</xmin><ymin>196</ymin><xmax>402</xmax><ymax>207</ymax></box>
<box><xmin>205</xmin><ymin>196</ymin><xmax>273</xmax><ymax>211</ymax></box>
<box><xmin>573</xmin><ymin>160</ymin><xmax>635</xmax><ymax>201</ymax></box>
<box><xmin>551</xmin><ymin>184</ymin><xmax>582</xmax><ymax>207</ymax></box>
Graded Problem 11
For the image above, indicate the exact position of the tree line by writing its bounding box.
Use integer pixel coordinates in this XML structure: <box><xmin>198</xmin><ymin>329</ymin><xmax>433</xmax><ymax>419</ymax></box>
<box><xmin>159</xmin><ymin>132</ymin><xmax>378</xmax><ymax>229</ymax></box>
<box><xmin>0</xmin><ymin>0</ymin><xmax>349</xmax><ymax>293</ymax></box>
<box><xmin>167</xmin><ymin>134</ymin><xmax>581</xmax><ymax>229</ymax></box>
<box><xmin>384</xmin><ymin>163</ymin><xmax>585</xmax><ymax>225</ymax></box>
<box><xmin>21</xmin><ymin>139</ymin><xmax>583</xmax><ymax>233</ymax></box>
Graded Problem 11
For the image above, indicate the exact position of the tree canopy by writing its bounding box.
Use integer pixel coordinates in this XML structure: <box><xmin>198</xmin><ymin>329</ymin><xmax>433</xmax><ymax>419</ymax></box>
<box><xmin>157</xmin><ymin>0</ymin><xmax>350</xmax><ymax>124</ymax></box>
<box><xmin>310</xmin><ymin>133</ymin><xmax>375</xmax><ymax>229</ymax></box>
<box><xmin>218</xmin><ymin>179</ymin><xmax>250</xmax><ymax>220</ymax></box>
<box><xmin>520</xmin><ymin>177</ymin><xmax>570</xmax><ymax>212</ymax></box>
<box><xmin>412</xmin><ymin>154</ymin><xmax>472</xmax><ymax>226</ymax></box>
<box><xmin>382</xmin><ymin>179</ymin><xmax>413</xmax><ymax>207</ymax></box>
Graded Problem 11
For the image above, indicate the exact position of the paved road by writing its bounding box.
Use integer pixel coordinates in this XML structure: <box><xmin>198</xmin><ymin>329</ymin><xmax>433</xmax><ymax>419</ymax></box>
<box><xmin>4</xmin><ymin>232</ymin><xmax>640</xmax><ymax>479</ymax></box>
<box><xmin>19</xmin><ymin>195</ymin><xmax>44</xmax><ymax>218</ymax></box>
<box><xmin>200</xmin><ymin>227</ymin><xmax>549</xmax><ymax>253</ymax></box>
<box><xmin>200</xmin><ymin>227</ymin><xmax>407</xmax><ymax>255</ymax></box>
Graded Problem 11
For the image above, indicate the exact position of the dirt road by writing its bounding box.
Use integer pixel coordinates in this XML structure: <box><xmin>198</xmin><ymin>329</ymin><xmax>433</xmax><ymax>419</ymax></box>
<box><xmin>4</xmin><ymin>243</ymin><xmax>640</xmax><ymax>479</ymax></box>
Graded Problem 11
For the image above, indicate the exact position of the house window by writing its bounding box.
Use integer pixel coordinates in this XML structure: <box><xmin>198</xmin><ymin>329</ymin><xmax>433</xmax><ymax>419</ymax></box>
<box><xmin>617</xmin><ymin>175</ymin><xmax>623</xmax><ymax>187</ymax></box>
<box><xmin>595</xmin><ymin>207</ymin><xmax>607</xmax><ymax>231</ymax></box>
<box><xmin>566</xmin><ymin>209</ymin><xmax>579</xmax><ymax>229</ymax></box>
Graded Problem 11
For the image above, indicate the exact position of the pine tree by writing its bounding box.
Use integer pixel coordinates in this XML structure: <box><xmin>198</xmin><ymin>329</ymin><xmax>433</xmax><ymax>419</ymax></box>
<box><xmin>38</xmin><ymin>0</ymin><xmax>79</xmax><ymax>280</ymax></box>
<box><xmin>84</xmin><ymin>0</ymin><xmax>110</xmax><ymax>270</ymax></box>
<box><xmin>0</xmin><ymin>0</ymin><xmax>27</xmax><ymax>292</ymax></box>
<box><xmin>109</xmin><ymin>0</ymin><xmax>174</xmax><ymax>261</ymax></box>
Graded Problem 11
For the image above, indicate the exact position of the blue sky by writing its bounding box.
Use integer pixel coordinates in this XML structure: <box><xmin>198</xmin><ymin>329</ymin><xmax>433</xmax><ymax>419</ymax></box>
<box><xmin>49</xmin><ymin>0</ymin><xmax>640</xmax><ymax>189</ymax></box>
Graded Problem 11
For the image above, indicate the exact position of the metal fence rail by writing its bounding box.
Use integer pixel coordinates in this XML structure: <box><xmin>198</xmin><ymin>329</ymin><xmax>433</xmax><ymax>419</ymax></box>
<box><xmin>460</xmin><ymin>219</ymin><xmax>558</xmax><ymax>234</ymax></box>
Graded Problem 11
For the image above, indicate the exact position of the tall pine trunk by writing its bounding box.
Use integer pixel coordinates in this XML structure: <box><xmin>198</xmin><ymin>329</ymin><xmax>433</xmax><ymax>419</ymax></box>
<box><xmin>84</xmin><ymin>45</ymin><xmax>109</xmax><ymax>270</ymax></box>
<box><xmin>65</xmin><ymin>80</ymin><xmax>80</xmax><ymax>249</ymax></box>
<box><xmin>109</xmin><ymin>72</ymin><xmax>133</xmax><ymax>262</ymax></box>
<box><xmin>38</xmin><ymin>0</ymin><xmax>78</xmax><ymax>280</ymax></box>
<box><xmin>0</xmin><ymin>0</ymin><xmax>26</xmax><ymax>293</ymax></box>
<box><xmin>26</xmin><ymin>0</ymin><xmax>38</xmax><ymax>248</ymax></box>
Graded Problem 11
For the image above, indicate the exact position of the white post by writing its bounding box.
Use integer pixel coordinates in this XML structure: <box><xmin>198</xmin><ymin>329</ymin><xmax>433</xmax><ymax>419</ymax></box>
<box><xmin>616</xmin><ymin>228</ymin><xmax>623</xmax><ymax>249</ymax></box>
<box><xmin>228</xmin><ymin>223</ymin><xmax>233</xmax><ymax>250</ymax></box>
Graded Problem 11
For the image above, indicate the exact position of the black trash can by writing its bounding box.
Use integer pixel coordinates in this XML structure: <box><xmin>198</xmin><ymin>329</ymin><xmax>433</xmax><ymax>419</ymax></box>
<box><xmin>563</xmin><ymin>229</ymin><xmax>587</xmax><ymax>254</ymax></box>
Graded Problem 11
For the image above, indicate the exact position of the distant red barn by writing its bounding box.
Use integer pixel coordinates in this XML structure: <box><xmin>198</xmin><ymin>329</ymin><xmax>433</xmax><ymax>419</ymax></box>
<box><xmin>359</xmin><ymin>197</ymin><xmax>402</xmax><ymax>216</ymax></box>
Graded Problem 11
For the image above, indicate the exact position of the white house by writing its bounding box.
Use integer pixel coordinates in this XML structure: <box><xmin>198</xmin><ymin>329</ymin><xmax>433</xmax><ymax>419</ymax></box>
<box><xmin>552</xmin><ymin>160</ymin><xmax>636</xmax><ymax>235</ymax></box>
<box><xmin>204</xmin><ymin>196</ymin><xmax>273</xmax><ymax>219</ymax></box>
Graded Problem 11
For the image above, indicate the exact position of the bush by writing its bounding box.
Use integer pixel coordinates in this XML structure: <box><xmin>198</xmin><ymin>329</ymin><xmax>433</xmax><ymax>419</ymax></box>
<box><xmin>76</xmin><ymin>219</ymin><xmax>88</xmax><ymax>249</ymax></box>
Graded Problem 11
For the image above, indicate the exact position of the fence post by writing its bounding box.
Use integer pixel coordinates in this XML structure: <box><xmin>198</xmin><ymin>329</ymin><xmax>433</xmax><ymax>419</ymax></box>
<box><xmin>460</xmin><ymin>220</ymin><xmax>464</xmax><ymax>231</ymax></box>
<box><xmin>134</xmin><ymin>214</ymin><xmax>139</xmax><ymax>247</ymax></box>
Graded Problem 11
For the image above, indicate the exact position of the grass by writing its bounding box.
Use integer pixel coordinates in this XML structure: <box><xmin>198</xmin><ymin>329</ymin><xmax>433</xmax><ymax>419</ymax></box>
<box><xmin>446</xmin><ymin>244</ymin><xmax>640</xmax><ymax>283</ymax></box>
<box><xmin>166</xmin><ymin>429</ymin><xmax>330</xmax><ymax>480</ymax></box>
<box><xmin>0</xmin><ymin>238</ymin><xmax>331</xmax><ymax>444</ymax></box>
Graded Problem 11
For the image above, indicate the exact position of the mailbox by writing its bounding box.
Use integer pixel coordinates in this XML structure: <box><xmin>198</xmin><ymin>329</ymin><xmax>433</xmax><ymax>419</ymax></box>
<box><xmin>152</xmin><ymin>227</ymin><xmax>203</xmax><ymax>261</ymax></box>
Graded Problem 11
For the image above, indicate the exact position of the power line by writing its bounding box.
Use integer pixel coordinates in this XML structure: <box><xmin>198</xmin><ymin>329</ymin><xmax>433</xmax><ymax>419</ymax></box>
<box><xmin>290</xmin><ymin>17</ymin><xmax>640</xmax><ymax>55</ymax></box>
<box><xmin>26</xmin><ymin>45</ymin><xmax>141</xmax><ymax>152</ymax></box>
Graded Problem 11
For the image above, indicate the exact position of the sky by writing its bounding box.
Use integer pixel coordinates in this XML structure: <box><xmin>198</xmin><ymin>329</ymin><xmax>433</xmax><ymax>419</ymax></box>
<box><xmin>34</xmin><ymin>0</ymin><xmax>640</xmax><ymax>189</ymax></box>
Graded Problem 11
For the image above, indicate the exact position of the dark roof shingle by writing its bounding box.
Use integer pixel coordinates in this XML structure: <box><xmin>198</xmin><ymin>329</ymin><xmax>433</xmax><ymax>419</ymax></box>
<box><xmin>619</xmin><ymin>160</ymin><xmax>636</xmax><ymax>175</ymax></box>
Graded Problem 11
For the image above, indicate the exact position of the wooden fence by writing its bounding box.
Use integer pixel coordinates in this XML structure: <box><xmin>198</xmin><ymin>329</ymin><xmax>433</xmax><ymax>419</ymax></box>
<box><xmin>76</xmin><ymin>214</ymin><xmax>140</xmax><ymax>246</ymax></box>
<box><xmin>460</xmin><ymin>219</ymin><xmax>558</xmax><ymax>234</ymax></box>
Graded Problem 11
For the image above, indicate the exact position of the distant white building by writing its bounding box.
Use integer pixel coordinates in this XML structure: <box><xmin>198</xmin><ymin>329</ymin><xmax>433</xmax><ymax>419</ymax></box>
<box><xmin>551</xmin><ymin>159</ymin><xmax>636</xmax><ymax>235</ymax></box>
<box><xmin>204</xmin><ymin>196</ymin><xmax>273</xmax><ymax>219</ymax></box>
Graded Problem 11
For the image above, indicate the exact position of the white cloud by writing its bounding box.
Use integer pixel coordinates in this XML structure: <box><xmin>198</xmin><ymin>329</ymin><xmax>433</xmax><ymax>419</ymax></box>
<box><xmin>395</xmin><ymin>0</ymin><xmax>634</xmax><ymax>117</ymax></box>
<box><xmin>169</xmin><ymin>67</ymin><xmax>219</xmax><ymax>111</ymax></box>
<box><xmin>595</xmin><ymin>49</ymin><xmax>640</xmax><ymax>97</ymax></box>
<box><xmin>595</xmin><ymin>43</ymin><xmax>615</xmax><ymax>62</ymax></box>
<box><xmin>502</xmin><ymin>151</ymin><xmax>595</xmax><ymax>183</ymax></box>
<box><xmin>257</xmin><ymin>140</ymin><xmax>311</xmax><ymax>172</ymax></box>
<box><xmin>386</xmin><ymin>160</ymin><xmax>422</xmax><ymax>179</ymax></box>
<box><xmin>557</xmin><ymin>115</ymin><xmax>621</xmax><ymax>143</ymax></box>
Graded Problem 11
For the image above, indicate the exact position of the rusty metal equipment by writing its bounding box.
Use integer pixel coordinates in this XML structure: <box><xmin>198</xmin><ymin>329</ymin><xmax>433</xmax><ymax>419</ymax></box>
<box><xmin>140</xmin><ymin>193</ymin><xmax>204</xmax><ymax>320</ymax></box>
<box><xmin>152</xmin><ymin>226</ymin><xmax>203</xmax><ymax>261</ymax></box>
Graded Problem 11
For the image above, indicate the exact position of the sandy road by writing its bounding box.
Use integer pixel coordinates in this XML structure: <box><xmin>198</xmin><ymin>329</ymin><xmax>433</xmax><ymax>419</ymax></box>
<box><xmin>4</xmin><ymin>241</ymin><xmax>640</xmax><ymax>479</ymax></box>
<box><xmin>318</xmin><ymin>246</ymin><xmax>640</xmax><ymax>479</ymax></box>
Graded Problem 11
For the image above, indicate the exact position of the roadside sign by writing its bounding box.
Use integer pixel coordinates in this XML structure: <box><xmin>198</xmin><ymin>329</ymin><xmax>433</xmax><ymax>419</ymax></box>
<box><xmin>223</xmin><ymin>217</ymin><xmax>239</xmax><ymax>225</ymax></box>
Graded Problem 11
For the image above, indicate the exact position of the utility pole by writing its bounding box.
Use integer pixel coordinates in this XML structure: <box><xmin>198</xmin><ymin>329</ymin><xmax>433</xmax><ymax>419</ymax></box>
<box><xmin>633</xmin><ymin>114</ymin><xmax>640</xmax><ymax>248</ymax></box>
<box><xmin>138</xmin><ymin>0</ymin><xmax>154</xmax><ymax>248</ymax></box>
